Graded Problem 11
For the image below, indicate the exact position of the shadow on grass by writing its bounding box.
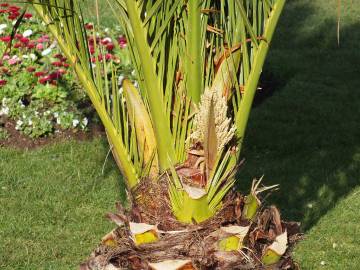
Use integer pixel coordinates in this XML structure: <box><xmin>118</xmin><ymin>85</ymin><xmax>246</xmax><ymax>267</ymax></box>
<box><xmin>238</xmin><ymin>0</ymin><xmax>360</xmax><ymax>230</ymax></box>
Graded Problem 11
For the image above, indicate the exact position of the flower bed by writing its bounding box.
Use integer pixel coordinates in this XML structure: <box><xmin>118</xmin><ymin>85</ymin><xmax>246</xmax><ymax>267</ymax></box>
<box><xmin>0</xmin><ymin>2</ymin><xmax>132</xmax><ymax>140</ymax></box>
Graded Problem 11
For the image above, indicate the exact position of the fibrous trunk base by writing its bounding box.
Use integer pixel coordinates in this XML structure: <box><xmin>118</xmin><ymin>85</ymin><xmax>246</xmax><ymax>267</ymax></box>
<box><xmin>80</xmin><ymin>179</ymin><xmax>301</xmax><ymax>270</ymax></box>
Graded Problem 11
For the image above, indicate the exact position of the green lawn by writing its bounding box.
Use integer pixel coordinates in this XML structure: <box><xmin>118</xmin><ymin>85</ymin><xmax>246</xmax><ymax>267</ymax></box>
<box><xmin>1</xmin><ymin>0</ymin><xmax>360</xmax><ymax>269</ymax></box>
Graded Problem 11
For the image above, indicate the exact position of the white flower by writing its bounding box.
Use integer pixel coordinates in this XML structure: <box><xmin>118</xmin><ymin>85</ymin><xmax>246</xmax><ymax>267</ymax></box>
<box><xmin>82</xmin><ymin>117</ymin><xmax>88</xmax><ymax>127</ymax></box>
<box><xmin>15</xmin><ymin>120</ymin><xmax>23</xmax><ymax>130</ymax></box>
<box><xmin>118</xmin><ymin>75</ymin><xmax>124</xmax><ymax>86</ymax></box>
<box><xmin>23</xmin><ymin>29</ymin><xmax>33</xmax><ymax>37</ymax></box>
<box><xmin>34</xmin><ymin>111</ymin><xmax>39</xmax><ymax>116</ymax></box>
<box><xmin>49</xmin><ymin>42</ymin><xmax>57</xmax><ymax>49</ymax></box>
<box><xmin>41</xmin><ymin>48</ymin><xmax>52</xmax><ymax>56</ymax></box>
<box><xmin>0</xmin><ymin>24</ymin><xmax>7</xmax><ymax>30</ymax></box>
<box><xmin>91</xmin><ymin>63</ymin><xmax>96</xmax><ymax>68</ymax></box>
<box><xmin>28</xmin><ymin>119</ymin><xmax>33</xmax><ymax>125</ymax></box>
<box><xmin>119</xmin><ymin>87</ymin><xmax>123</xmax><ymax>95</ymax></box>
<box><xmin>72</xmin><ymin>119</ymin><xmax>80</xmax><ymax>127</ymax></box>
<box><xmin>22</xmin><ymin>55</ymin><xmax>29</xmax><ymax>59</ymax></box>
<box><xmin>30</xmin><ymin>53</ymin><xmax>37</xmax><ymax>61</ymax></box>
<box><xmin>0</xmin><ymin>106</ymin><xmax>9</xmax><ymax>116</ymax></box>
<box><xmin>18</xmin><ymin>100</ymin><xmax>25</xmax><ymax>108</ymax></box>
<box><xmin>104</xmin><ymin>28</ymin><xmax>109</xmax><ymax>33</ymax></box>
<box><xmin>56</xmin><ymin>118</ymin><xmax>61</xmax><ymax>125</ymax></box>
<box><xmin>53</xmin><ymin>112</ymin><xmax>59</xmax><ymax>118</ymax></box>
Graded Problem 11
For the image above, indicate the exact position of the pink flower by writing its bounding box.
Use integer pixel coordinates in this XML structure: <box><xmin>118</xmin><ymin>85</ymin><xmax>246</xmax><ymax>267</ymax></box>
<box><xmin>101</xmin><ymin>38</ymin><xmax>111</xmax><ymax>45</ymax></box>
<box><xmin>58</xmin><ymin>68</ymin><xmax>66</xmax><ymax>75</ymax></box>
<box><xmin>105</xmin><ymin>53</ymin><xmax>112</xmax><ymax>61</ymax></box>
<box><xmin>36</xmin><ymin>43</ymin><xmax>44</xmax><ymax>50</ymax></box>
<box><xmin>117</xmin><ymin>36</ymin><xmax>127</xmax><ymax>48</ymax></box>
<box><xmin>8</xmin><ymin>56</ymin><xmax>20</xmax><ymax>65</ymax></box>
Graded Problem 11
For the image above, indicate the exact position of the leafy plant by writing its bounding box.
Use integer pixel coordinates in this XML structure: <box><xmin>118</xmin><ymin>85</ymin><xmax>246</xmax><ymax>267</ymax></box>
<box><xmin>0</xmin><ymin>3</ymin><xmax>135</xmax><ymax>138</ymax></box>
<box><xmin>23</xmin><ymin>0</ymin><xmax>293</xmax><ymax>268</ymax></box>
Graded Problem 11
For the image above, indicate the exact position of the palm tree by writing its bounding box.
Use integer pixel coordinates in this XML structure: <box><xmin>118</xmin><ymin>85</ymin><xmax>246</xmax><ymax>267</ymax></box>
<box><xmin>25</xmin><ymin>0</ymin><xmax>298</xmax><ymax>269</ymax></box>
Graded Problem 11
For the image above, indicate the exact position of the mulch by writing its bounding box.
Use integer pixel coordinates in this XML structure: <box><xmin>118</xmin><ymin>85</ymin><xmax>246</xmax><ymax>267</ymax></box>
<box><xmin>0</xmin><ymin>118</ymin><xmax>105</xmax><ymax>149</ymax></box>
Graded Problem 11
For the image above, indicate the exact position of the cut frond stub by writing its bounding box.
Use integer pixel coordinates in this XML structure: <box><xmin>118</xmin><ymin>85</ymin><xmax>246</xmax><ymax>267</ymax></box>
<box><xmin>149</xmin><ymin>259</ymin><xmax>194</xmax><ymax>270</ymax></box>
<box><xmin>262</xmin><ymin>231</ymin><xmax>288</xmax><ymax>265</ymax></box>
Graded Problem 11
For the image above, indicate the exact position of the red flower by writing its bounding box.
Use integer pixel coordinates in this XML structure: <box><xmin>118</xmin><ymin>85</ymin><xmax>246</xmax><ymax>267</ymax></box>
<box><xmin>15</xmin><ymin>33</ymin><xmax>22</xmax><ymax>40</ymax></box>
<box><xmin>85</xmin><ymin>23</ymin><xmax>94</xmax><ymax>30</ymax></box>
<box><xmin>9</xmin><ymin>5</ymin><xmax>21</xmax><ymax>12</ymax></box>
<box><xmin>0</xmin><ymin>36</ymin><xmax>11</xmax><ymax>43</ymax></box>
<box><xmin>34</xmin><ymin>71</ymin><xmax>46</xmax><ymax>77</ymax></box>
<box><xmin>27</xmin><ymin>67</ymin><xmax>36</xmax><ymax>72</ymax></box>
<box><xmin>0</xmin><ymin>3</ymin><xmax>9</xmax><ymax>7</ymax></box>
<box><xmin>106</xmin><ymin>43</ymin><xmax>115</xmax><ymax>52</ymax></box>
<box><xmin>8</xmin><ymin>14</ymin><xmax>19</xmax><ymax>20</ymax></box>
<box><xmin>24</xmin><ymin>13</ymin><xmax>33</xmax><ymax>19</ymax></box>
<box><xmin>63</xmin><ymin>63</ymin><xmax>70</xmax><ymax>68</ymax></box>
<box><xmin>14</xmin><ymin>42</ymin><xmax>22</xmax><ymax>48</ymax></box>
<box><xmin>0</xmin><ymin>79</ymin><xmax>7</xmax><ymax>86</ymax></box>
<box><xmin>54</xmin><ymin>53</ymin><xmax>63</xmax><ymax>59</ymax></box>
<box><xmin>27</xmin><ymin>42</ymin><xmax>35</xmax><ymax>49</ymax></box>
<box><xmin>101</xmin><ymin>38</ymin><xmax>110</xmax><ymax>45</ymax></box>
<box><xmin>52</xmin><ymin>61</ymin><xmax>63</xmax><ymax>67</ymax></box>
<box><xmin>39</xmin><ymin>75</ymin><xmax>51</xmax><ymax>84</ymax></box>
<box><xmin>20</xmin><ymin>37</ymin><xmax>29</xmax><ymax>44</ymax></box>
<box><xmin>0</xmin><ymin>9</ymin><xmax>7</xmax><ymax>14</ymax></box>
<box><xmin>50</xmin><ymin>80</ymin><xmax>57</xmax><ymax>86</ymax></box>
<box><xmin>49</xmin><ymin>71</ymin><xmax>62</xmax><ymax>80</ymax></box>
<box><xmin>89</xmin><ymin>46</ymin><xmax>95</xmax><ymax>55</ymax></box>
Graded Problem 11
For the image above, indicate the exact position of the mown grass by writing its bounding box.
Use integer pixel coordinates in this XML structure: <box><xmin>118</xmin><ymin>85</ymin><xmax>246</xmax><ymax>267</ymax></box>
<box><xmin>0</xmin><ymin>139</ymin><xmax>126</xmax><ymax>269</ymax></box>
<box><xmin>1</xmin><ymin>0</ymin><xmax>360</xmax><ymax>269</ymax></box>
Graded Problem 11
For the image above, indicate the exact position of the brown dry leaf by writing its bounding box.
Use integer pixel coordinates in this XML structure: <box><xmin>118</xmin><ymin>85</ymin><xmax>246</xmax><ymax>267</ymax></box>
<box><xmin>270</xmin><ymin>206</ymin><xmax>283</xmax><ymax>235</ymax></box>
